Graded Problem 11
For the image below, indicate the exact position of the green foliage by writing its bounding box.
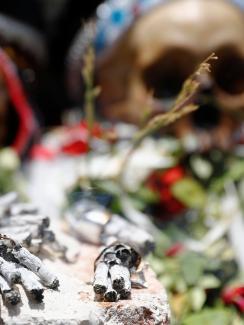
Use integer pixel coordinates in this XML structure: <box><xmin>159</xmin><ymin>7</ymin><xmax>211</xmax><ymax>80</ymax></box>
<box><xmin>171</xmin><ymin>178</ymin><xmax>206</xmax><ymax>209</ymax></box>
<box><xmin>182</xmin><ymin>308</ymin><xmax>232</xmax><ymax>325</ymax></box>
<box><xmin>0</xmin><ymin>148</ymin><xmax>19</xmax><ymax>193</ymax></box>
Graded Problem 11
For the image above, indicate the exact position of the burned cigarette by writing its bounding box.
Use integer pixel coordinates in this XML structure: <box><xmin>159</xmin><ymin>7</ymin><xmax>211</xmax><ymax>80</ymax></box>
<box><xmin>118</xmin><ymin>267</ymin><xmax>131</xmax><ymax>300</ymax></box>
<box><xmin>9</xmin><ymin>203</ymin><xmax>39</xmax><ymax>216</ymax></box>
<box><xmin>0</xmin><ymin>274</ymin><xmax>21</xmax><ymax>305</ymax></box>
<box><xmin>103</xmin><ymin>251</ymin><xmax>120</xmax><ymax>266</ymax></box>
<box><xmin>93</xmin><ymin>242</ymin><xmax>143</xmax><ymax>302</ymax></box>
<box><xmin>12</xmin><ymin>245</ymin><xmax>59</xmax><ymax>289</ymax></box>
<box><xmin>4</xmin><ymin>215</ymin><xmax>50</xmax><ymax>228</ymax></box>
<box><xmin>93</xmin><ymin>262</ymin><xmax>109</xmax><ymax>294</ymax></box>
<box><xmin>103</xmin><ymin>215</ymin><xmax>155</xmax><ymax>256</ymax></box>
<box><xmin>0</xmin><ymin>192</ymin><xmax>18</xmax><ymax>209</ymax></box>
<box><xmin>42</xmin><ymin>229</ymin><xmax>55</xmax><ymax>243</ymax></box>
<box><xmin>109</xmin><ymin>264</ymin><xmax>127</xmax><ymax>291</ymax></box>
<box><xmin>19</xmin><ymin>267</ymin><xmax>44</xmax><ymax>302</ymax></box>
<box><xmin>115</xmin><ymin>246</ymin><xmax>131</xmax><ymax>267</ymax></box>
<box><xmin>0</xmin><ymin>230</ymin><xmax>32</xmax><ymax>246</ymax></box>
<box><xmin>0</xmin><ymin>257</ymin><xmax>21</xmax><ymax>284</ymax></box>
<box><xmin>104</xmin><ymin>277</ymin><xmax>117</xmax><ymax>302</ymax></box>
<box><xmin>0</xmin><ymin>225</ymin><xmax>42</xmax><ymax>239</ymax></box>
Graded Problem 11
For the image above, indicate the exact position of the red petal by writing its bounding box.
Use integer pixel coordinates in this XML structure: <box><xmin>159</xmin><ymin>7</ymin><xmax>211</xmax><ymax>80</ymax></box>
<box><xmin>60</xmin><ymin>139</ymin><xmax>89</xmax><ymax>155</ymax></box>
<box><xmin>30</xmin><ymin>145</ymin><xmax>56</xmax><ymax>161</ymax></box>
<box><xmin>161</xmin><ymin>166</ymin><xmax>185</xmax><ymax>185</ymax></box>
<box><xmin>165</xmin><ymin>243</ymin><xmax>185</xmax><ymax>257</ymax></box>
<box><xmin>234</xmin><ymin>296</ymin><xmax>244</xmax><ymax>313</ymax></box>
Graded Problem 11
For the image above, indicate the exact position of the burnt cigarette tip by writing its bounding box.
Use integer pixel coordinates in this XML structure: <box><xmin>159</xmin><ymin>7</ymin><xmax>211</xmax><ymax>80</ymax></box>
<box><xmin>49</xmin><ymin>278</ymin><xmax>59</xmax><ymax>289</ymax></box>
<box><xmin>4</xmin><ymin>290</ymin><xmax>21</xmax><ymax>305</ymax></box>
<box><xmin>112</xmin><ymin>278</ymin><xmax>125</xmax><ymax>291</ymax></box>
<box><xmin>31</xmin><ymin>288</ymin><xmax>44</xmax><ymax>302</ymax></box>
<box><xmin>104</xmin><ymin>290</ymin><xmax>117</xmax><ymax>302</ymax></box>
<box><xmin>13</xmin><ymin>244</ymin><xmax>22</xmax><ymax>251</ymax></box>
<box><xmin>94</xmin><ymin>284</ymin><xmax>107</xmax><ymax>295</ymax></box>
<box><xmin>119</xmin><ymin>289</ymin><xmax>131</xmax><ymax>300</ymax></box>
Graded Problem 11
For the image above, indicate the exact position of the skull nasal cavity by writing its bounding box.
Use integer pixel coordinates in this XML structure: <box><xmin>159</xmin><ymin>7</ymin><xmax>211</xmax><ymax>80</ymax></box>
<box><xmin>142</xmin><ymin>49</ymin><xmax>196</xmax><ymax>99</ymax></box>
<box><xmin>192</xmin><ymin>104</ymin><xmax>221</xmax><ymax>130</ymax></box>
<box><xmin>213</xmin><ymin>46</ymin><xmax>244</xmax><ymax>95</ymax></box>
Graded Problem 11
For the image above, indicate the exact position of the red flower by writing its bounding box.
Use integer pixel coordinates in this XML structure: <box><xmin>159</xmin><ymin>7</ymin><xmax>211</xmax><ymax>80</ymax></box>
<box><xmin>165</xmin><ymin>243</ymin><xmax>185</xmax><ymax>257</ymax></box>
<box><xmin>222</xmin><ymin>286</ymin><xmax>244</xmax><ymax>312</ymax></box>
<box><xmin>60</xmin><ymin>139</ymin><xmax>89</xmax><ymax>156</ymax></box>
<box><xmin>147</xmin><ymin>166</ymin><xmax>186</xmax><ymax>217</ymax></box>
<box><xmin>59</xmin><ymin>120</ymin><xmax>103</xmax><ymax>156</ymax></box>
<box><xmin>30</xmin><ymin>144</ymin><xmax>56</xmax><ymax>160</ymax></box>
<box><xmin>161</xmin><ymin>166</ymin><xmax>185</xmax><ymax>185</ymax></box>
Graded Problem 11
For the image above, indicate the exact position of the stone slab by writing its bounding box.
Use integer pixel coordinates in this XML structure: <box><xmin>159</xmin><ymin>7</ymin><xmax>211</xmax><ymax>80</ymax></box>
<box><xmin>0</xmin><ymin>236</ymin><xmax>170</xmax><ymax>325</ymax></box>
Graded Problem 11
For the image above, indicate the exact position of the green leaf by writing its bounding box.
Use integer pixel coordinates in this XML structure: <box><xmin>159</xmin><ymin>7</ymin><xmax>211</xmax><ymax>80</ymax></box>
<box><xmin>183</xmin><ymin>308</ymin><xmax>232</xmax><ymax>325</ymax></box>
<box><xmin>199</xmin><ymin>275</ymin><xmax>220</xmax><ymax>289</ymax></box>
<box><xmin>171</xmin><ymin>178</ymin><xmax>206</xmax><ymax>209</ymax></box>
<box><xmin>189</xmin><ymin>287</ymin><xmax>206</xmax><ymax>311</ymax></box>
<box><xmin>147</xmin><ymin>255</ymin><xmax>165</xmax><ymax>275</ymax></box>
<box><xmin>179</xmin><ymin>252</ymin><xmax>206</xmax><ymax>286</ymax></box>
<box><xmin>136</xmin><ymin>187</ymin><xmax>159</xmax><ymax>204</ymax></box>
<box><xmin>154</xmin><ymin>232</ymin><xmax>172</xmax><ymax>258</ymax></box>
<box><xmin>211</xmin><ymin>159</ymin><xmax>244</xmax><ymax>193</ymax></box>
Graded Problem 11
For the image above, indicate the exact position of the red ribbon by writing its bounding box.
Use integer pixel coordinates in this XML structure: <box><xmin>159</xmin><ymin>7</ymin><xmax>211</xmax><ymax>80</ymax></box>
<box><xmin>0</xmin><ymin>48</ymin><xmax>36</xmax><ymax>155</ymax></box>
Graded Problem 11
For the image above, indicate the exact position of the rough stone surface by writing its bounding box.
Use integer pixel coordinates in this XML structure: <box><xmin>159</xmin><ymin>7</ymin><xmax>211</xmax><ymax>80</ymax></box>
<box><xmin>0</xmin><ymin>234</ymin><xmax>170</xmax><ymax>325</ymax></box>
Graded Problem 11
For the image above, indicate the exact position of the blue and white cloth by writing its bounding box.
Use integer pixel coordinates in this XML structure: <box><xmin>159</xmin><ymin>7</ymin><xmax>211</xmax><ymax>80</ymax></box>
<box><xmin>94</xmin><ymin>0</ymin><xmax>244</xmax><ymax>53</ymax></box>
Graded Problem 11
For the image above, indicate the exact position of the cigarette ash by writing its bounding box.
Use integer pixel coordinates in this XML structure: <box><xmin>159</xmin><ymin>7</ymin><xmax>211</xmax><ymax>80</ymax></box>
<box><xmin>0</xmin><ymin>192</ymin><xmax>56</xmax><ymax>253</ymax></box>
<box><xmin>65</xmin><ymin>198</ymin><xmax>155</xmax><ymax>256</ymax></box>
<box><xmin>0</xmin><ymin>234</ymin><xmax>59</xmax><ymax>305</ymax></box>
<box><xmin>93</xmin><ymin>242</ymin><xmax>146</xmax><ymax>302</ymax></box>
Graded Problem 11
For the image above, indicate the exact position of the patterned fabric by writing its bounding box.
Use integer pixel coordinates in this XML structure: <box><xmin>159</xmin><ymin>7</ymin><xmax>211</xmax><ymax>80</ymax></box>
<box><xmin>93</xmin><ymin>0</ymin><xmax>244</xmax><ymax>53</ymax></box>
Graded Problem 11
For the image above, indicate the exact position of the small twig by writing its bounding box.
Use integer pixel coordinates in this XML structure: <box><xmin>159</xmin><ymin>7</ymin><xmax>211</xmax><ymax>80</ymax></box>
<box><xmin>118</xmin><ymin>53</ymin><xmax>217</xmax><ymax>180</ymax></box>
<box><xmin>82</xmin><ymin>46</ymin><xmax>100</xmax><ymax>146</ymax></box>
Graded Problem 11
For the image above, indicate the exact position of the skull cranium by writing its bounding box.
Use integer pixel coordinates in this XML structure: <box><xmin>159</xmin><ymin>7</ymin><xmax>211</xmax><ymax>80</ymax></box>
<box><xmin>95</xmin><ymin>0</ymin><xmax>244</xmax><ymax>132</ymax></box>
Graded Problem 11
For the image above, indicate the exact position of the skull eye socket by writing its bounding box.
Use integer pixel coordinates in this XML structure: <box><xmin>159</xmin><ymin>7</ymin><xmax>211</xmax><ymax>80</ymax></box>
<box><xmin>142</xmin><ymin>49</ymin><xmax>196</xmax><ymax>99</ymax></box>
<box><xmin>213</xmin><ymin>46</ymin><xmax>244</xmax><ymax>95</ymax></box>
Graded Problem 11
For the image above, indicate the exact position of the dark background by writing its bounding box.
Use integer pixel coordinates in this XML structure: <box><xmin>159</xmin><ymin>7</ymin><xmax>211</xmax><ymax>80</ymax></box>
<box><xmin>0</xmin><ymin>0</ymin><xmax>103</xmax><ymax>125</ymax></box>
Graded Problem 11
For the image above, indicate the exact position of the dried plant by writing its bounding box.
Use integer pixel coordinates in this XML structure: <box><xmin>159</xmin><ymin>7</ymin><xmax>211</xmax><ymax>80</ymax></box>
<box><xmin>119</xmin><ymin>53</ymin><xmax>218</xmax><ymax>178</ymax></box>
<box><xmin>82</xmin><ymin>46</ymin><xmax>101</xmax><ymax>143</ymax></box>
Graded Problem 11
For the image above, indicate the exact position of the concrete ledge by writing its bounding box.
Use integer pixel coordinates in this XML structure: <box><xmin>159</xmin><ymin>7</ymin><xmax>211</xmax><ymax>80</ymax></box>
<box><xmin>1</xmin><ymin>241</ymin><xmax>170</xmax><ymax>324</ymax></box>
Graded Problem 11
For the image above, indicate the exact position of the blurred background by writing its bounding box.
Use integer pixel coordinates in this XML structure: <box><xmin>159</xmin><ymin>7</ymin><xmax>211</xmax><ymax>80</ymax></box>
<box><xmin>0</xmin><ymin>1</ymin><xmax>244</xmax><ymax>324</ymax></box>
<box><xmin>0</xmin><ymin>0</ymin><xmax>102</xmax><ymax>126</ymax></box>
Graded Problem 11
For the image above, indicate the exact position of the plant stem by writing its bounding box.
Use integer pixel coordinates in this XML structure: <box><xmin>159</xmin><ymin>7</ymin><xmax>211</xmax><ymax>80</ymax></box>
<box><xmin>118</xmin><ymin>53</ymin><xmax>217</xmax><ymax>181</ymax></box>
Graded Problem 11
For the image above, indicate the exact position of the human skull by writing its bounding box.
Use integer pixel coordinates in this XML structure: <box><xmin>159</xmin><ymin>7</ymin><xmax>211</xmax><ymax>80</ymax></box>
<box><xmin>94</xmin><ymin>0</ymin><xmax>244</xmax><ymax>144</ymax></box>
